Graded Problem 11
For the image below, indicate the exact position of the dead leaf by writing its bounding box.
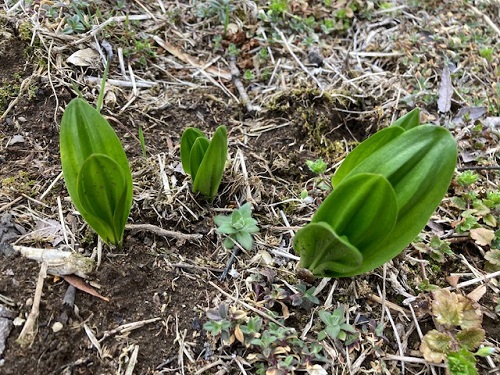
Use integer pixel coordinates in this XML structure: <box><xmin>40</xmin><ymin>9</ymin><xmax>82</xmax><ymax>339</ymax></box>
<box><xmin>63</xmin><ymin>274</ymin><xmax>109</xmax><ymax>302</ymax></box>
<box><xmin>25</xmin><ymin>218</ymin><xmax>65</xmax><ymax>246</ymax></box>
<box><xmin>470</xmin><ymin>227</ymin><xmax>495</xmax><ymax>246</ymax></box>
<box><xmin>466</xmin><ymin>285</ymin><xmax>486</xmax><ymax>303</ymax></box>
<box><xmin>446</xmin><ymin>275</ymin><xmax>460</xmax><ymax>287</ymax></box>
<box><xmin>66</xmin><ymin>48</ymin><xmax>100</xmax><ymax>67</ymax></box>
<box><xmin>437</xmin><ymin>66</ymin><xmax>452</xmax><ymax>113</ymax></box>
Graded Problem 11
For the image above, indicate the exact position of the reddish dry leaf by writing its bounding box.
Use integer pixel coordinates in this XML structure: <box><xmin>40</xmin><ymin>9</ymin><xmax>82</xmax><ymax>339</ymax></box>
<box><xmin>63</xmin><ymin>274</ymin><xmax>109</xmax><ymax>302</ymax></box>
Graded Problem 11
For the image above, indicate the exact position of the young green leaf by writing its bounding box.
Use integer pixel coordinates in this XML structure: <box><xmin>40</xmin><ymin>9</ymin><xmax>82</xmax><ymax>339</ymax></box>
<box><xmin>77</xmin><ymin>154</ymin><xmax>128</xmax><ymax>244</ymax></box>
<box><xmin>60</xmin><ymin>98</ymin><xmax>133</xmax><ymax>246</ymax></box>
<box><xmin>390</xmin><ymin>107</ymin><xmax>420</xmax><ymax>131</ymax></box>
<box><xmin>332</xmin><ymin>125</ymin><xmax>457</xmax><ymax>276</ymax></box>
<box><xmin>180</xmin><ymin>127</ymin><xmax>205</xmax><ymax>175</ymax></box>
<box><xmin>180</xmin><ymin>125</ymin><xmax>227</xmax><ymax>199</ymax></box>
<box><xmin>294</xmin><ymin>173</ymin><xmax>397</xmax><ymax>277</ymax></box>
<box><xmin>192</xmin><ymin>125</ymin><xmax>228</xmax><ymax>199</ymax></box>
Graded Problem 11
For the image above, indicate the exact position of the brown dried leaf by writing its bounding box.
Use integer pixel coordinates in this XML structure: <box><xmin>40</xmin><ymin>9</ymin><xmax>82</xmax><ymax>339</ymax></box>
<box><xmin>466</xmin><ymin>285</ymin><xmax>486</xmax><ymax>303</ymax></box>
<box><xmin>470</xmin><ymin>227</ymin><xmax>495</xmax><ymax>246</ymax></box>
<box><xmin>234</xmin><ymin>324</ymin><xmax>245</xmax><ymax>344</ymax></box>
<box><xmin>420</xmin><ymin>330</ymin><xmax>452</xmax><ymax>363</ymax></box>
<box><xmin>62</xmin><ymin>275</ymin><xmax>109</xmax><ymax>302</ymax></box>
<box><xmin>437</xmin><ymin>66</ymin><xmax>453</xmax><ymax>113</ymax></box>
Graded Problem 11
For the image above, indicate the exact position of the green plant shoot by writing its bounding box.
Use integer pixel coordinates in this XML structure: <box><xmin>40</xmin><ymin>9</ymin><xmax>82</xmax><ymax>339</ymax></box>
<box><xmin>294</xmin><ymin>108</ymin><xmax>457</xmax><ymax>277</ymax></box>
<box><xmin>214</xmin><ymin>203</ymin><xmax>259</xmax><ymax>251</ymax></box>
<box><xmin>60</xmin><ymin>98</ymin><xmax>133</xmax><ymax>246</ymax></box>
<box><xmin>180</xmin><ymin>125</ymin><xmax>228</xmax><ymax>199</ymax></box>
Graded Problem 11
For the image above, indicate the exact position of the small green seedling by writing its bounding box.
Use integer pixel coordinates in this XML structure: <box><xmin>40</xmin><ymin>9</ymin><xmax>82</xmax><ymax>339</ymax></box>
<box><xmin>317</xmin><ymin>306</ymin><xmax>358</xmax><ymax>343</ymax></box>
<box><xmin>306</xmin><ymin>158</ymin><xmax>328</xmax><ymax>175</ymax></box>
<box><xmin>294</xmin><ymin>108</ymin><xmax>457</xmax><ymax>277</ymax></box>
<box><xmin>214</xmin><ymin>203</ymin><xmax>259</xmax><ymax>251</ymax></box>
<box><xmin>180</xmin><ymin>125</ymin><xmax>228</xmax><ymax>199</ymax></box>
<box><xmin>60</xmin><ymin>61</ymin><xmax>132</xmax><ymax>246</ymax></box>
<box><xmin>420</xmin><ymin>289</ymin><xmax>493</xmax><ymax>375</ymax></box>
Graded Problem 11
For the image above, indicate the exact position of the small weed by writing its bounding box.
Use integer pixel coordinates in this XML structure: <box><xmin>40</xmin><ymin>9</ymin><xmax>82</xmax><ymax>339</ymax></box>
<box><xmin>317</xmin><ymin>306</ymin><xmax>358</xmax><ymax>344</ymax></box>
<box><xmin>214</xmin><ymin>203</ymin><xmax>259</xmax><ymax>251</ymax></box>
<box><xmin>306</xmin><ymin>158</ymin><xmax>328</xmax><ymax>175</ymax></box>
<box><xmin>420</xmin><ymin>289</ymin><xmax>494</xmax><ymax>374</ymax></box>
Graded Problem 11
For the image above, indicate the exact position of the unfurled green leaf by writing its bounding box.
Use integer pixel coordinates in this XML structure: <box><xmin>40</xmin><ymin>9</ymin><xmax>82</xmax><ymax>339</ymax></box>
<box><xmin>60</xmin><ymin>98</ymin><xmax>133</xmax><ymax>246</ymax></box>
<box><xmin>180</xmin><ymin>125</ymin><xmax>227</xmax><ymax>199</ymax></box>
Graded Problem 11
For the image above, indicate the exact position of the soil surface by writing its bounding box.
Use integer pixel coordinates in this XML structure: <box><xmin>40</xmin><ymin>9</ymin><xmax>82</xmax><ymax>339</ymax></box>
<box><xmin>1</xmin><ymin>1</ymin><xmax>499</xmax><ymax>375</ymax></box>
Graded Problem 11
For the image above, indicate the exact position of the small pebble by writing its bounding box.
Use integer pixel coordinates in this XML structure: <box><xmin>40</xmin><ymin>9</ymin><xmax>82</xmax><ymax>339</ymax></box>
<box><xmin>52</xmin><ymin>322</ymin><xmax>63</xmax><ymax>333</ymax></box>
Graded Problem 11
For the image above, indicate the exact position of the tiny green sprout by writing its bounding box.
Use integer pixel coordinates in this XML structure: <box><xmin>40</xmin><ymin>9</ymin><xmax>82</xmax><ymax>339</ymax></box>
<box><xmin>479</xmin><ymin>47</ymin><xmax>493</xmax><ymax>63</ymax></box>
<box><xmin>214</xmin><ymin>203</ymin><xmax>259</xmax><ymax>251</ymax></box>
<box><xmin>456</xmin><ymin>170</ymin><xmax>479</xmax><ymax>187</ymax></box>
<box><xmin>138</xmin><ymin>126</ymin><xmax>146</xmax><ymax>158</ymax></box>
<box><xmin>243</xmin><ymin>70</ymin><xmax>255</xmax><ymax>80</ymax></box>
<box><xmin>306</xmin><ymin>158</ymin><xmax>328</xmax><ymax>174</ymax></box>
<box><xmin>180</xmin><ymin>125</ymin><xmax>227</xmax><ymax>199</ymax></box>
<box><xmin>294</xmin><ymin>108</ymin><xmax>457</xmax><ymax>277</ymax></box>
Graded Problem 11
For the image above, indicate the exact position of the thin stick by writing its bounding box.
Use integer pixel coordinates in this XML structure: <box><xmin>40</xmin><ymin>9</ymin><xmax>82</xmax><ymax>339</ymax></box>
<box><xmin>229</xmin><ymin>57</ymin><xmax>260</xmax><ymax>114</ymax></box>
<box><xmin>17</xmin><ymin>262</ymin><xmax>48</xmax><ymax>347</ymax></box>
<box><xmin>85</xmin><ymin>76</ymin><xmax>156</xmax><ymax>88</ymax></box>
<box><xmin>39</xmin><ymin>172</ymin><xmax>63</xmax><ymax>201</ymax></box>
<box><xmin>125</xmin><ymin>223</ymin><xmax>202</xmax><ymax>241</ymax></box>
<box><xmin>0</xmin><ymin>196</ymin><xmax>23</xmax><ymax>213</ymax></box>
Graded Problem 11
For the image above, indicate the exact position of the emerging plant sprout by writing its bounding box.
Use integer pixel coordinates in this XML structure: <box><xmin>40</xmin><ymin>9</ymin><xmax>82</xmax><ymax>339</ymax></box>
<box><xmin>293</xmin><ymin>109</ymin><xmax>457</xmax><ymax>277</ymax></box>
<box><xmin>60</xmin><ymin>85</ymin><xmax>132</xmax><ymax>246</ymax></box>
<box><xmin>180</xmin><ymin>125</ymin><xmax>228</xmax><ymax>199</ymax></box>
<box><xmin>214</xmin><ymin>203</ymin><xmax>259</xmax><ymax>251</ymax></box>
